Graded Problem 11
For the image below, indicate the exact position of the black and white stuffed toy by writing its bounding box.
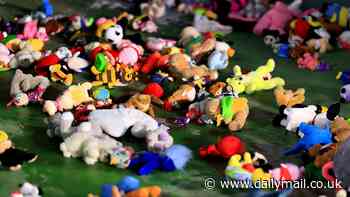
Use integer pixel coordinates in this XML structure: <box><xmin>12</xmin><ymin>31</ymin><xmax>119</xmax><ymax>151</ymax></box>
<box><xmin>273</xmin><ymin>103</ymin><xmax>340</xmax><ymax>132</ymax></box>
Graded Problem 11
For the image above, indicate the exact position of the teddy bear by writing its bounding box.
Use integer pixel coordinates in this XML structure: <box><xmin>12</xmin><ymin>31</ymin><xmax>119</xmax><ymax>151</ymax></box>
<box><xmin>226</xmin><ymin>58</ymin><xmax>285</xmax><ymax>95</ymax></box>
<box><xmin>43</xmin><ymin>82</ymin><xmax>93</xmax><ymax>116</ymax></box>
<box><xmin>163</xmin><ymin>84</ymin><xmax>196</xmax><ymax>111</ymax></box>
<box><xmin>168</xmin><ymin>53</ymin><xmax>218</xmax><ymax>81</ymax></box>
<box><xmin>274</xmin><ymin>86</ymin><xmax>305</xmax><ymax>107</ymax></box>
<box><xmin>0</xmin><ymin>130</ymin><xmax>38</xmax><ymax>171</ymax></box>
<box><xmin>8</xmin><ymin>69</ymin><xmax>50</xmax><ymax>107</ymax></box>
<box><xmin>9</xmin><ymin>46</ymin><xmax>42</xmax><ymax>69</ymax></box>
<box><xmin>186</xmin><ymin>96</ymin><xmax>249</xmax><ymax>132</ymax></box>
<box><xmin>124</xmin><ymin>93</ymin><xmax>157</xmax><ymax>117</ymax></box>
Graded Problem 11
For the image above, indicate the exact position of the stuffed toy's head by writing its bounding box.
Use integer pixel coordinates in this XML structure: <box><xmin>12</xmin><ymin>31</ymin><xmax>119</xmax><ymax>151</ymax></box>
<box><xmin>9</xmin><ymin>48</ymin><xmax>42</xmax><ymax>69</ymax></box>
<box><xmin>0</xmin><ymin>130</ymin><xmax>12</xmax><ymax>154</ymax></box>
<box><xmin>104</xmin><ymin>24</ymin><xmax>123</xmax><ymax>46</ymax></box>
<box><xmin>340</xmin><ymin>84</ymin><xmax>350</xmax><ymax>103</ymax></box>
<box><xmin>179</xmin><ymin>26</ymin><xmax>200</xmax><ymax>46</ymax></box>
<box><xmin>226</xmin><ymin>65</ymin><xmax>247</xmax><ymax>94</ymax></box>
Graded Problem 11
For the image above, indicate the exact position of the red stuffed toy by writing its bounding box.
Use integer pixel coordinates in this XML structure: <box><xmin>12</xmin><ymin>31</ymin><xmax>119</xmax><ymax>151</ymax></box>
<box><xmin>199</xmin><ymin>135</ymin><xmax>245</xmax><ymax>159</ymax></box>
<box><xmin>35</xmin><ymin>53</ymin><xmax>61</xmax><ymax>76</ymax></box>
<box><xmin>143</xmin><ymin>82</ymin><xmax>164</xmax><ymax>98</ymax></box>
<box><xmin>141</xmin><ymin>52</ymin><xmax>169</xmax><ymax>74</ymax></box>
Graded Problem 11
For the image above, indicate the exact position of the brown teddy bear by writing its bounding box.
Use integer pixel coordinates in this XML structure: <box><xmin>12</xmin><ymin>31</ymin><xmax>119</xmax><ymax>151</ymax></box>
<box><xmin>274</xmin><ymin>86</ymin><xmax>305</xmax><ymax>107</ymax></box>
<box><xmin>168</xmin><ymin>53</ymin><xmax>218</xmax><ymax>81</ymax></box>
<box><xmin>187</xmin><ymin>96</ymin><xmax>249</xmax><ymax>132</ymax></box>
<box><xmin>0</xmin><ymin>130</ymin><xmax>38</xmax><ymax>171</ymax></box>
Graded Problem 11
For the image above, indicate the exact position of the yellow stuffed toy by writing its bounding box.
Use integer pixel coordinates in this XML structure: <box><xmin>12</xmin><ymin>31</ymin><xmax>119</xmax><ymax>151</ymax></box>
<box><xmin>226</xmin><ymin>59</ymin><xmax>285</xmax><ymax>95</ymax></box>
<box><xmin>43</xmin><ymin>82</ymin><xmax>93</xmax><ymax>115</ymax></box>
<box><xmin>274</xmin><ymin>87</ymin><xmax>305</xmax><ymax>107</ymax></box>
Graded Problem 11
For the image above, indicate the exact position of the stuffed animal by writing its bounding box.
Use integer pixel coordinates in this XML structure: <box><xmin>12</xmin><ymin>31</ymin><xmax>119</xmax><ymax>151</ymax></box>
<box><xmin>284</xmin><ymin>123</ymin><xmax>333</xmax><ymax>156</ymax></box>
<box><xmin>289</xmin><ymin>44</ymin><xmax>314</xmax><ymax>60</ymax></box>
<box><xmin>43</xmin><ymin>82</ymin><xmax>93</xmax><ymax>116</ymax></box>
<box><xmin>225</xmin><ymin>152</ymin><xmax>256</xmax><ymax>182</ymax></box>
<box><xmin>124</xmin><ymin>93</ymin><xmax>156</xmax><ymax>117</ymax></box>
<box><xmin>306</xmin><ymin>38</ymin><xmax>332</xmax><ymax>54</ymax></box>
<box><xmin>297</xmin><ymin>52</ymin><xmax>320</xmax><ymax>71</ymax></box>
<box><xmin>0</xmin><ymin>130</ymin><xmax>38</xmax><ymax>171</ymax></box>
<box><xmin>226</xmin><ymin>59</ymin><xmax>285</xmax><ymax>95</ymax></box>
<box><xmin>340</xmin><ymin>84</ymin><xmax>350</xmax><ymax>103</ymax></box>
<box><xmin>229</xmin><ymin>0</ymin><xmax>269</xmax><ymax>22</ymax></box>
<box><xmin>307</xmin><ymin>143</ymin><xmax>337</xmax><ymax>168</ymax></box>
<box><xmin>164</xmin><ymin>84</ymin><xmax>196</xmax><ymax>111</ymax></box>
<box><xmin>128</xmin><ymin>144</ymin><xmax>192</xmax><ymax>175</ymax></box>
<box><xmin>11</xmin><ymin>182</ymin><xmax>43</xmax><ymax>197</ymax></box>
<box><xmin>274</xmin><ymin>87</ymin><xmax>305</xmax><ymax>107</ymax></box>
<box><xmin>140</xmin><ymin>52</ymin><xmax>169</xmax><ymax>74</ymax></box>
<box><xmin>199</xmin><ymin>135</ymin><xmax>245</xmax><ymax>159</ymax></box>
<box><xmin>193</xmin><ymin>13</ymin><xmax>232</xmax><ymax>35</ymax></box>
<box><xmin>84</xmin><ymin>108</ymin><xmax>173</xmax><ymax>151</ymax></box>
<box><xmin>168</xmin><ymin>53</ymin><xmax>218</xmax><ymax>81</ymax></box>
<box><xmin>331</xmin><ymin>117</ymin><xmax>350</xmax><ymax>143</ymax></box>
<box><xmin>8</xmin><ymin>69</ymin><xmax>50</xmax><ymax>107</ymax></box>
<box><xmin>117</xmin><ymin>40</ymin><xmax>144</xmax><ymax>66</ymax></box>
<box><xmin>338</xmin><ymin>31</ymin><xmax>350</xmax><ymax>50</ymax></box>
<box><xmin>253</xmin><ymin>0</ymin><xmax>302</xmax><ymax>36</ymax></box>
<box><xmin>145</xmin><ymin>37</ymin><xmax>176</xmax><ymax>52</ymax></box>
<box><xmin>273</xmin><ymin>103</ymin><xmax>340</xmax><ymax>132</ymax></box>
<box><xmin>49</xmin><ymin>64</ymin><xmax>74</xmax><ymax>86</ymax></box>
<box><xmin>140</xmin><ymin>0</ymin><xmax>166</xmax><ymax>20</ymax></box>
<box><xmin>0</xmin><ymin>43</ymin><xmax>13</xmax><ymax>71</ymax></box>
<box><xmin>269</xmin><ymin>163</ymin><xmax>303</xmax><ymax>181</ymax></box>
<box><xmin>207</xmin><ymin>41</ymin><xmax>235</xmax><ymax>70</ymax></box>
<box><xmin>66</xmin><ymin>51</ymin><xmax>89</xmax><ymax>72</ymax></box>
<box><xmin>132</xmin><ymin>16</ymin><xmax>158</xmax><ymax>33</ymax></box>
<box><xmin>187</xmin><ymin>96</ymin><xmax>249</xmax><ymax>132</ymax></box>
<box><xmin>208</xmin><ymin>82</ymin><xmax>227</xmax><ymax>97</ymax></box>
<box><xmin>9</xmin><ymin>46</ymin><xmax>42</xmax><ymax>69</ymax></box>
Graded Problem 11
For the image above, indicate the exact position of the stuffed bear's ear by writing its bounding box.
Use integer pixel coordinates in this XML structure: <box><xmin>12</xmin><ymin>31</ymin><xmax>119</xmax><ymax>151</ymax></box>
<box><xmin>327</xmin><ymin>103</ymin><xmax>341</xmax><ymax>121</ymax></box>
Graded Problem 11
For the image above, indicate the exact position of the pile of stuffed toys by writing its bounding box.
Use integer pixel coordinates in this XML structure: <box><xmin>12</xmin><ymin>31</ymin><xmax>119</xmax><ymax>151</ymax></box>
<box><xmin>1</xmin><ymin>0</ymin><xmax>350</xmax><ymax>197</ymax></box>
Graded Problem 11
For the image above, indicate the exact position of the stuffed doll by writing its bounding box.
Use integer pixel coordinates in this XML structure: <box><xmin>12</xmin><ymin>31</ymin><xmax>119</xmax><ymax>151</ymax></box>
<box><xmin>273</xmin><ymin>103</ymin><xmax>340</xmax><ymax>132</ymax></box>
<box><xmin>43</xmin><ymin>82</ymin><xmax>93</xmax><ymax>116</ymax></box>
<box><xmin>129</xmin><ymin>144</ymin><xmax>192</xmax><ymax>176</ymax></box>
<box><xmin>226</xmin><ymin>58</ymin><xmax>285</xmax><ymax>95</ymax></box>
<box><xmin>186</xmin><ymin>96</ymin><xmax>249</xmax><ymax>132</ymax></box>
<box><xmin>11</xmin><ymin>182</ymin><xmax>43</xmax><ymax>197</ymax></box>
<box><xmin>168</xmin><ymin>53</ymin><xmax>218</xmax><ymax>81</ymax></box>
<box><xmin>284</xmin><ymin>123</ymin><xmax>333</xmax><ymax>156</ymax></box>
<box><xmin>274</xmin><ymin>87</ymin><xmax>305</xmax><ymax>107</ymax></box>
<box><xmin>8</xmin><ymin>69</ymin><xmax>50</xmax><ymax>107</ymax></box>
<box><xmin>0</xmin><ymin>130</ymin><xmax>38</xmax><ymax>171</ymax></box>
<box><xmin>253</xmin><ymin>0</ymin><xmax>302</xmax><ymax>36</ymax></box>
<box><xmin>163</xmin><ymin>84</ymin><xmax>196</xmax><ymax>111</ymax></box>
<box><xmin>199</xmin><ymin>135</ymin><xmax>245</xmax><ymax>159</ymax></box>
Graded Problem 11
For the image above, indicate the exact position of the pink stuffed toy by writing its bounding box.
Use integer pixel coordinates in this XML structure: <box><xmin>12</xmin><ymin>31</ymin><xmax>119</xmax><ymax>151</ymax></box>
<box><xmin>146</xmin><ymin>37</ymin><xmax>176</xmax><ymax>52</ymax></box>
<box><xmin>270</xmin><ymin>163</ymin><xmax>303</xmax><ymax>181</ymax></box>
<box><xmin>18</xmin><ymin>20</ymin><xmax>38</xmax><ymax>40</ymax></box>
<box><xmin>117</xmin><ymin>40</ymin><xmax>144</xmax><ymax>66</ymax></box>
<box><xmin>297</xmin><ymin>52</ymin><xmax>320</xmax><ymax>71</ymax></box>
<box><xmin>253</xmin><ymin>0</ymin><xmax>302</xmax><ymax>36</ymax></box>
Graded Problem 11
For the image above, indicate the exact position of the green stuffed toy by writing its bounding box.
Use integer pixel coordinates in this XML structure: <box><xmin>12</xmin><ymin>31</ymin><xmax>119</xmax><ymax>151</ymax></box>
<box><xmin>226</xmin><ymin>58</ymin><xmax>285</xmax><ymax>95</ymax></box>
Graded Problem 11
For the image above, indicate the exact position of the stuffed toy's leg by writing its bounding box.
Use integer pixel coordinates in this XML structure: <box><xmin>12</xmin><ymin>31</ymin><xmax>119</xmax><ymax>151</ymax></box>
<box><xmin>228</xmin><ymin>110</ymin><xmax>249</xmax><ymax>131</ymax></box>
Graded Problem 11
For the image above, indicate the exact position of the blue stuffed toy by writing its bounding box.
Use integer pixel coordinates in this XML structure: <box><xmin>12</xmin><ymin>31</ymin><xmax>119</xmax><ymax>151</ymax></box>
<box><xmin>208</xmin><ymin>51</ymin><xmax>229</xmax><ymax>70</ymax></box>
<box><xmin>42</xmin><ymin>0</ymin><xmax>53</xmax><ymax>17</ymax></box>
<box><xmin>128</xmin><ymin>144</ymin><xmax>192</xmax><ymax>176</ymax></box>
<box><xmin>100</xmin><ymin>176</ymin><xmax>140</xmax><ymax>197</ymax></box>
<box><xmin>284</xmin><ymin>123</ymin><xmax>333</xmax><ymax>156</ymax></box>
